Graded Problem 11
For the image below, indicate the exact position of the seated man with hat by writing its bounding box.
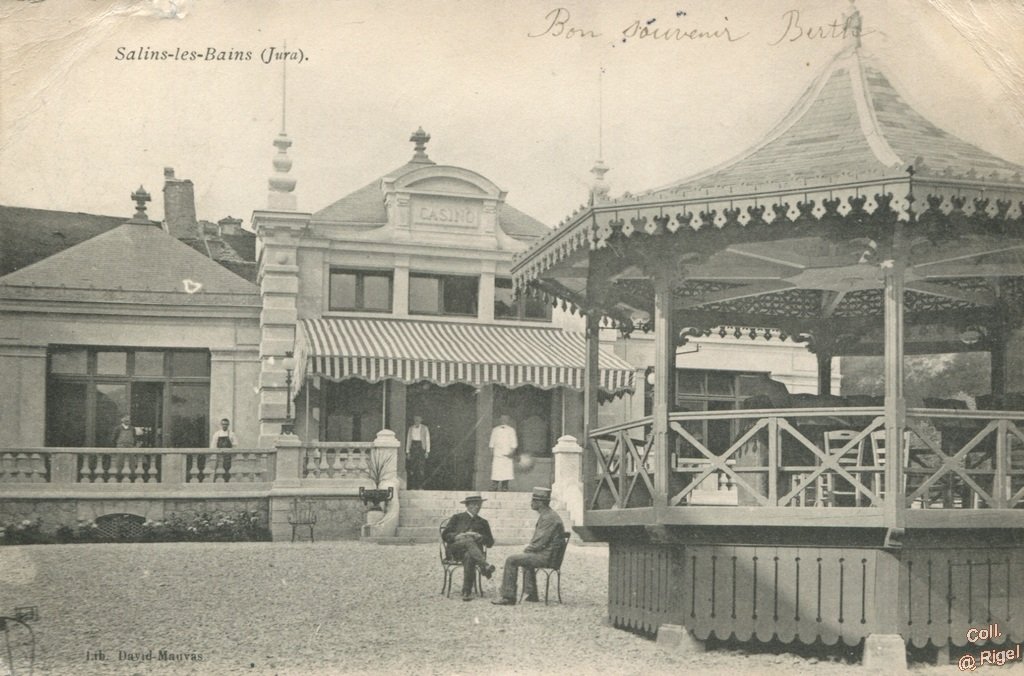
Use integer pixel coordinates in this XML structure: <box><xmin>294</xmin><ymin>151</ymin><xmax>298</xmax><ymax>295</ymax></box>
<box><xmin>492</xmin><ymin>487</ymin><xmax>565</xmax><ymax>605</ymax></box>
<box><xmin>441</xmin><ymin>493</ymin><xmax>496</xmax><ymax>601</ymax></box>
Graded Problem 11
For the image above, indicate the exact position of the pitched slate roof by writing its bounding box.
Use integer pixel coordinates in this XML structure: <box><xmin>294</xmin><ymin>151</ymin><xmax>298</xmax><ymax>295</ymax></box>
<box><xmin>0</xmin><ymin>205</ymin><xmax>124</xmax><ymax>276</ymax></box>
<box><xmin>0</xmin><ymin>221</ymin><xmax>259</xmax><ymax>305</ymax></box>
<box><xmin>312</xmin><ymin>161</ymin><xmax>550</xmax><ymax>239</ymax></box>
<box><xmin>643</xmin><ymin>47</ymin><xmax>1023</xmax><ymax>200</ymax></box>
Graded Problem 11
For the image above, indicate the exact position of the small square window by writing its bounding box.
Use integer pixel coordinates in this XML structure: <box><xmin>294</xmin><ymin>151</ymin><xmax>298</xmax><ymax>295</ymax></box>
<box><xmin>96</xmin><ymin>351</ymin><xmax>128</xmax><ymax>375</ymax></box>
<box><xmin>50</xmin><ymin>349</ymin><xmax>87</xmax><ymax>375</ymax></box>
<box><xmin>134</xmin><ymin>352</ymin><xmax>165</xmax><ymax>377</ymax></box>
<box><xmin>171</xmin><ymin>352</ymin><xmax>209</xmax><ymax>378</ymax></box>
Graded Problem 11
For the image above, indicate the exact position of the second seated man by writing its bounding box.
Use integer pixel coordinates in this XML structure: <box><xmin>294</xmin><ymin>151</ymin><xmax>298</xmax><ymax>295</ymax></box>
<box><xmin>492</xmin><ymin>486</ymin><xmax>565</xmax><ymax>605</ymax></box>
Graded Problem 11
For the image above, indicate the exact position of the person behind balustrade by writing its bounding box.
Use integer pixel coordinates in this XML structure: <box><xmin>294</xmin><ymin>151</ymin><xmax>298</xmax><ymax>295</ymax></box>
<box><xmin>111</xmin><ymin>414</ymin><xmax>138</xmax><ymax>447</ymax></box>
<box><xmin>209</xmin><ymin>417</ymin><xmax>238</xmax><ymax>476</ymax></box>
<box><xmin>441</xmin><ymin>493</ymin><xmax>495</xmax><ymax>601</ymax></box>
<box><xmin>210</xmin><ymin>418</ymin><xmax>238</xmax><ymax>448</ymax></box>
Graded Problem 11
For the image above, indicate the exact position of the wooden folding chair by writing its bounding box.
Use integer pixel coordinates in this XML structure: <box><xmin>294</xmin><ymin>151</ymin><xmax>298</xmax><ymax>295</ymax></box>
<box><xmin>288</xmin><ymin>499</ymin><xmax>317</xmax><ymax>542</ymax></box>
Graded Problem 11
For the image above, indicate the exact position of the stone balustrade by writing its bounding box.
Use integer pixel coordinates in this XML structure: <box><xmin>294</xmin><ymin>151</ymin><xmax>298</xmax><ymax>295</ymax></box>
<box><xmin>299</xmin><ymin>442</ymin><xmax>374</xmax><ymax>479</ymax></box>
<box><xmin>0</xmin><ymin>448</ymin><xmax>277</xmax><ymax>487</ymax></box>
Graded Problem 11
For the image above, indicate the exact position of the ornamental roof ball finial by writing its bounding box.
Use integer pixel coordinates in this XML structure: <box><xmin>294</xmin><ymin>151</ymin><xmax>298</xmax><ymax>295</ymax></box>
<box><xmin>131</xmin><ymin>185</ymin><xmax>151</xmax><ymax>220</ymax></box>
<box><xmin>410</xmin><ymin>126</ymin><xmax>431</xmax><ymax>162</ymax></box>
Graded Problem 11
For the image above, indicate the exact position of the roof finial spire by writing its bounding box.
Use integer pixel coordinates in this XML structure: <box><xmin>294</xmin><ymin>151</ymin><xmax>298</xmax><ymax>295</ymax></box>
<box><xmin>281</xmin><ymin>40</ymin><xmax>288</xmax><ymax>133</ymax></box>
<box><xmin>589</xmin><ymin>67</ymin><xmax>610</xmax><ymax>205</ymax></box>
<box><xmin>410</xmin><ymin>127</ymin><xmax>432</xmax><ymax>163</ymax></box>
<box><xmin>845</xmin><ymin>0</ymin><xmax>862</xmax><ymax>48</ymax></box>
<box><xmin>268</xmin><ymin>41</ymin><xmax>297</xmax><ymax>210</ymax></box>
<box><xmin>130</xmin><ymin>185</ymin><xmax>151</xmax><ymax>221</ymax></box>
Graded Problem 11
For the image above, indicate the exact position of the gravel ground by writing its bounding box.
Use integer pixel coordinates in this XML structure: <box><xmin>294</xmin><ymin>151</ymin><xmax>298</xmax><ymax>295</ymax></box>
<box><xmin>0</xmin><ymin>542</ymin><xmax>1009</xmax><ymax>675</ymax></box>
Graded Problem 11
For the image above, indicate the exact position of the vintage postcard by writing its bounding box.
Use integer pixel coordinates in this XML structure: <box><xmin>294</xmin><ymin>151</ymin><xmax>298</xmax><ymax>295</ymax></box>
<box><xmin>1</xmin><ymin>1</ymin><xmax>1023</xmax><ymax>674</ymax></box>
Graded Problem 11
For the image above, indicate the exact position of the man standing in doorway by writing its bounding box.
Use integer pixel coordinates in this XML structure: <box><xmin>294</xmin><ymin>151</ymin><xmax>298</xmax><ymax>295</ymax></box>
<box><xmin>489</xmin><ymin>414</ymin><xmax>517</xmax><ymax>491</ymax></box>
<box><xmin>406</xmin><ymin>415</ymin><xmax>431</xmax><ymax>489</ymax></box>
<box><xmin>492</xmin><ymin>487</ymin><xmax>565</xmax><ymax>605</ymax></box>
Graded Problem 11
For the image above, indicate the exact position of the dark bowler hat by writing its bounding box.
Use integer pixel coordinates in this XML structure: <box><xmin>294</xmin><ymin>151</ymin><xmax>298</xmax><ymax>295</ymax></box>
<box><xmin>460</xmin><ymin>493</ymin><xmax>486</xmax><ymax>504</ymax></box>
<box><xmin>531</xmin><ymin>487</ymin><xmax>552</xmax><ymax>502</ymax></box>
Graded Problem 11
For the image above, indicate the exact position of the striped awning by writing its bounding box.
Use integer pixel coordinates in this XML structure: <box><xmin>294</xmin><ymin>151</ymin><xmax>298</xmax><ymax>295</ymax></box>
<box><xmin>295</xmin><ymin>318</ymin><xmax>636</xmax><ymax>396</ymax></box>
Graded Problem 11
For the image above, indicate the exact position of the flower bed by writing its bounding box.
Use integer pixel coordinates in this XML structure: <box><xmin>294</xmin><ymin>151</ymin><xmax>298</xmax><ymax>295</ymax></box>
<box><xmin>1</xmin><ymin>510</ymin><xmax>270</xmax><ymax>545</ymax></box>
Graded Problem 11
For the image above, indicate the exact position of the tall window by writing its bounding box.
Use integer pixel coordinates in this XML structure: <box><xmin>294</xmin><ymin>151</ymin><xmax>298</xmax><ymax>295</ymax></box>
<box><xmin>329</xmin><ymin>269</ymin><xmax>393</xmax><ymax>312</ymax></box>
<box><xmin>494</xmin><ymin>277</ymin><xmax>551</xmax><ymax>321</ymax></box>
<box><xmin>45</xmin><ymin>347</ymin><xmax>211</xmax><ymax>448</ymax></box>
<box><xmin>409</xmin><ymin>273</ymin><xmax>478</xmax><ymax>316</ymax></box>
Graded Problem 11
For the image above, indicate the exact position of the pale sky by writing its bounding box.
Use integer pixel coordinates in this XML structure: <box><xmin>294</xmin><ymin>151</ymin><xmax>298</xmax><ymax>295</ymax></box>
<box><xmin>2</xmin><ymin>0</ymin><xmax>1023</xmax><ymax>228</ymax></box>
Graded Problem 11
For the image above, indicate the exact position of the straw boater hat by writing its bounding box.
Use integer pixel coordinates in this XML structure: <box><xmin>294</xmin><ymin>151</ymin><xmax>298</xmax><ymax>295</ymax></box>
<box><xmin>531</xmin><ymin>487</ymin><xmax>552</xmax><ymax>502</ymax></box>
<box><xmin>460</xmin><ymin>493</ymin><xmax>486</xmax><ymax>504</ymax></box>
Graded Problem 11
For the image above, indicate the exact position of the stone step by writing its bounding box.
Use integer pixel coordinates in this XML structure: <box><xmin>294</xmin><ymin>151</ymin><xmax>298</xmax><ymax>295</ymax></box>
<box><xmin>399</xmin><ymin>497</ymin><xmax>563</xmax><ymax>509</ymax></box>
<box><xmin>395</xmin><ymin>525</ymin><xmax>540</xmax><ymax>542</ymax></box>
<box><xmin>399</xmin><ymin>512</ymin><xmax>569</xmax><ymax>528</ymax></box>
<box><xmin>397</xmin><ymin>507</ymin><xmax>544</xmax><ymax>519</ymax></box>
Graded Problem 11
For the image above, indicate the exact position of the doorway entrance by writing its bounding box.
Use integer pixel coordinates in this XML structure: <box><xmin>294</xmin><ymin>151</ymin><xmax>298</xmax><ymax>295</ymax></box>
<box><xmin>407</xmin><ymin>383</ymin><xmax>479</xmax><ymax>490</ymax></box>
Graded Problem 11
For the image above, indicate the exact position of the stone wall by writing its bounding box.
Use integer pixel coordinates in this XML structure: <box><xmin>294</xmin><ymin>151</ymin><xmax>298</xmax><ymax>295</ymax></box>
<box><xmin>269</xmin><ymin>495</ymin><xmax>369</xmax><ymax>541</ymax></box>
<box><xmin>1</xmin><ymin>495</ymin><xmax>370</xmax><ymax>542</ymax></box>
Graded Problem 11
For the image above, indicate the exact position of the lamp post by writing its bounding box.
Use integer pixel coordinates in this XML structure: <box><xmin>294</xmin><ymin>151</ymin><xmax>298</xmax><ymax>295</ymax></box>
<box><xmin>282</xmin><ymin>351</ymin><xmax>295</xmax><ymax>435</ymax></box>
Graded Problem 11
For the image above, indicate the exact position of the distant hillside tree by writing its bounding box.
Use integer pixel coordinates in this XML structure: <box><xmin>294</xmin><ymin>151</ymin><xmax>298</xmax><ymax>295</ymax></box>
<box><xmin>839</xmin><ymin>352</ymin><xmax>990</xmax><ymax>405</ymax></box>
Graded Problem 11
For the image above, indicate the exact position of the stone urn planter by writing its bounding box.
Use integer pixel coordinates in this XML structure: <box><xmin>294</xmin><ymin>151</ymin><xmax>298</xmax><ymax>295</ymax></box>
<box><xmin>360</xmin><ymin>449</ymin><xmax>394</xmax><ymax>511</ymax></box>
<box><xmin>359</xmin><ymin>486</ymin><xmax>393</xmax><ymax>511</ymax></box>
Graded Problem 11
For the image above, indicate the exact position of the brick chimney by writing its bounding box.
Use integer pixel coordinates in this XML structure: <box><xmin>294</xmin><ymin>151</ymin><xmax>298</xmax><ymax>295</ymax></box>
<box><xmin>217</xmin><ymin>216</ymin><xmax>243</xmax><ymax>237</ymax></box>
<box><xmin>162</xmin><ymin>167</ymin><xmax>198</xmax><ymax>238</ymax></box>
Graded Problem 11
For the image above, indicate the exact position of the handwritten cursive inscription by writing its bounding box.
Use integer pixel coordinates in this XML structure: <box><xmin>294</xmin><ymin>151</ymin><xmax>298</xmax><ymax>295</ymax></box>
<box><xmin>528</xmin><ymin>9</ymin><xmax>748</xmax><ymax>44</ymax></box>
<box><xmin>768</xmin><ymin>9</ymin><xmax>865</xmax><ymax>45</ymax></box>
<box><xmin>621</xmin><ymin>16</ymin><xmax>747</xmax><ymax>42</ymax></box>
<box><xmin>528</xmin><ymin>8</ymin><xmax>602</xmax><ymax>39</ymax></box>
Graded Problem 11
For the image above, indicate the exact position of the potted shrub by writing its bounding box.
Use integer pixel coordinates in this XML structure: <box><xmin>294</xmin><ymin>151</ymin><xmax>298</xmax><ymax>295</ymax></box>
<box><xmin>359</xmin><ymin>449</ymin><xmax>393</xmax><ymax>511</ymax></box>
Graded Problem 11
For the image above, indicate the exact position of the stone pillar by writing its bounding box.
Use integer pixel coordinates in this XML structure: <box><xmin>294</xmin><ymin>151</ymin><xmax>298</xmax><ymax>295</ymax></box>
<box><xmin>389</xmin><ymin>382</ymin><xmax>408</xmax><ymax>488</ymax></box>
<box><xmin>370</xmin><ymin>429</ymin><xmax>400</xmax><ymax>486</ymax></box>
<box><xmin>252</xmin><ymin>211</ymin><xmax>310</xmax><ymax>447</ymax></box>
<box><xmin>479</xmin><ymin>269</ymin><xmax>495</xmax><ymax>322</ymax></box>
<box><xmin>273</xmin><ymin>434</ymin><xmax>303</xmax><ymax>488</ymax></box>
<box><xmin>363</xmin><ymin>429</ymin><xmax>401</xmax><ymax>539</ymax></box>
<box><xmin>551</xmin><ymin>435</ymin><xmax>584</xmax><ymax>527</ymax></box>
<box><xmin>0</xmin><ymin>345</ymin><xmax>47</xmax><ymax>447</ymax></box>
<box><xmin>474</xmin><ymin>385</ymin><xmax>495</xmax><ymax>490</ymax></box>
<box><xmin>393</xmin><ymin>256</ymin><xmax>410</xmax><ymax>316</ymax></box>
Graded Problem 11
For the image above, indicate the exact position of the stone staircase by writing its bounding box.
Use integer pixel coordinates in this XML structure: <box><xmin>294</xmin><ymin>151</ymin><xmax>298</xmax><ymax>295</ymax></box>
<box><xmin>370</xmin><ymin>490</ymin><xmax>571</xmax><ymax>545</ymax></box>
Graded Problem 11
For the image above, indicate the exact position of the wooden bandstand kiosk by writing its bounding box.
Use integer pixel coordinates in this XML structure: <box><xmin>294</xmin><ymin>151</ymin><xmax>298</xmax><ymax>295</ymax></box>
<box><xmin>512</xmin><ymin>40</ymin><xmax>1024</xmax><ymax>664</ymax></box>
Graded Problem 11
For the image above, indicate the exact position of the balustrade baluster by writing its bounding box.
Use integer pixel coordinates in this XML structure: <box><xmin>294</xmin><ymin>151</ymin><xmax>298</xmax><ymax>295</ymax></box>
<box><xmin>84</xmin><ymin>454</ymin><xmax>97</xmax><ymax>483</ymax></box>
<box><xmin>0</xmin><ymin>452</ymin><xmax>13</xmax><ymax>481</ymax></box>
<box><xmin>141</xmin><ymin>454</ymin><xmax>152</xmax><ymax>483</ymax></box>
<box><xmin>188</xmin><ymin>454</ymin><xmax>200</xmax><ymax>483</ymax></box>
<box><xmin>305</xmin><ymin>449</ymin><xmax>318</xmax><ymax>478</ymax></box>
<box><xmin>331</xmin><ymin>447</ymin><xmax>344</xmax><ymax>477</ymax></box>
<box><xmin>256</xmin><ymin>453</ymin><xmax>268</xmax><ymax>481</ymax></box>
<box><xmin>232</xmin><ymin>453</ymin><xmax>246</xmax><ymax>482</ymax></box>
<box><xmin>27</xmin><ymin>452</ymin><xmax>45</xmax><ymax>482</ymax></box>
<box><xmin>214</xmin><ymin>453</ymin><xmax>226</xmax><ymax>483</ymax></box>
<box><xmin>318</xmin><ymin>448</ymin><xmax>330</xmax><ymax>477</ymax></box>
<box><xmin>206</xmin><ymin>453</ymin><xmax>219</xmax><ymax>483</ymax></box>
<box><xmin>14</xmin><ymin>452</ymin><xmax>28</xmax><ymax>482</ymax></box>
<box><xmin>241</xmin><ymin>452</ymin><xmax>254</xmax><ymax>483</ymax></box>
